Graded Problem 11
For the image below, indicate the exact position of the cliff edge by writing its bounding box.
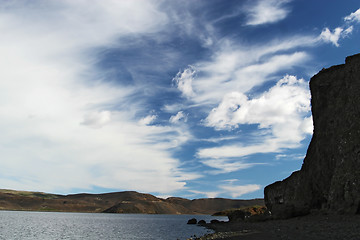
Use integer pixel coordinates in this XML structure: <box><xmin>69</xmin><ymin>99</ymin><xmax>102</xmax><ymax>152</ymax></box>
<box><xmin>264</xmin><ymin>53</ymin><xmax>360</xmax><ymax>218</ymax></box>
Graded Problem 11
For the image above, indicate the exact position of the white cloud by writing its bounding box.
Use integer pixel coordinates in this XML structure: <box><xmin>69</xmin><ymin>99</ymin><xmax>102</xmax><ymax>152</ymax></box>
<box><xmin>201</xmin><ymin>136</ymin><xmax>238</xmax><ymax>143</ymax></box>
<box><xmin>205</xmin><ymin>75</ymin><xmax>311</xmax><ymax>131</ymax></box>
<box><xmin>169</xmin><ymin>111</ymin><xmax>187</xmax><ymax>124</ymax></box>
<box><xmin>198</xmin><ymin>142</ymin><xmax>279</xmax><ymax>160</ymax></box>
<box><xmin>173</xmin><ymin>66</ymin><xmax>196</xmax><ymax>98</ymax></box>
<box><xmin>318</xmin><ymin>8</ymin><xmax>360</xmax><ymax>47</ymax></box>
<box><xmin>139</xmin><ymin>115</ymin><xmax>157</xmax><ymax>125</ymax></box>
<box><xmin>319</xmin><ymin>26</ymin><xmax>353</xmax><ymax>47</ymax></box>
<box><xmin>188</xmin><ymin>183</ymin><xmax>260</xmax><ymax>199</ymax></box>
<box><xmin>275</xmin><ymin>153</ymin><xmax>305</xmax><ymax>161</ymax></box>
<box><xmin>244</xmin><ymin>0</ymin><xmax>291</xmax><ymax>26</ymax></box>
<box><xmin>319</xmin><ymin>27</ymin><xmax>343</xmax><ymax>47</ymax></box>
<box><xmin>344</xmin><ymin>8</ymin><xmax>360</xmax><ymax>22</ymax></box>
<box><xmin>219</xmin><ymin>184</ymin><xmax>261</xmax><ymax>198</ymax></box>
<box><xmin>204</xmin><ymin>92</ymin><xmax>247</xmax><ymax>130</ymax></box>
<box><xmin>191</xmin><ymin>42</ymin><xmax>311</xmax><ymax>106</ymax></box>
<box><xmin>198</xmin><ymin>75</ymin><xmax>312</xmax><ymax>163</ymax></box>
<box><xmin>201</xmin><ymin>159</ymin><xmax>258</xmax><ymax>174</ymax></box>
<box><xmin>300</xmin><ymin>116</ymin><xmax>313</xmax><ymax>134</ymax></box>
<box><xmin>162</xmin><ymin>104</ymin><xmax>185</xmax><ymax>113</ymax></box>
<box><xmin>188</xmin><ymin>190</ymin><xmax>221</xmax><ymax>198</ymax></box>
<box><xmin>0</xmin><ymin>0</ymin><xmax>199</xmax><ymax>195</ymax></box>
<box><xmin>344</xmin><ymin>26</ymin><xmax>354</xmax><ymax>35</ymax></box>
<box><xmin>82</xmin><ymin>111</ymin><xmax>112</xmax><ymax>128</ymax></box>
<box><xmin>172</xmin><ymin>31</ymin><xmax>317</xmax><ymax>177</ymax></box>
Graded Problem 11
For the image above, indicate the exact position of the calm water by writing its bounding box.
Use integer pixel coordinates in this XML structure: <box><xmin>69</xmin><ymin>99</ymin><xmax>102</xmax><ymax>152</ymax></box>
<box><xmin>0</xmin><ymin>211</ymin><xmax>227</xmax><ymax>240</ymax></box>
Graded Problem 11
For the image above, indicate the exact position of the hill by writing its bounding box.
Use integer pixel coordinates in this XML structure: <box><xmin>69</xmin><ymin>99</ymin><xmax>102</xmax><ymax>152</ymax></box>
<box><xmin>0</xmin><ymin>189</ymin><xmax>263</xmax><ymax>215</ymax></box>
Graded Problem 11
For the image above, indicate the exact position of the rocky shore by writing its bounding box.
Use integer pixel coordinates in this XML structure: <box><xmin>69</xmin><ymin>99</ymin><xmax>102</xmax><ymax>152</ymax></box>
<box><xmin>192</xmin><ymin>214</ymin><xmax>360</xmax><ymax>240</ymax></box>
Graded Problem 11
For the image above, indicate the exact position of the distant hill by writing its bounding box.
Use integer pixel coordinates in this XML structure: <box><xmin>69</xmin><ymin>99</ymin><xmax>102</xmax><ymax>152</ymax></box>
<box><xmin>0</xmin><ymin>189</ymin><xmax>263</xmax><ymax>215</ymax></box>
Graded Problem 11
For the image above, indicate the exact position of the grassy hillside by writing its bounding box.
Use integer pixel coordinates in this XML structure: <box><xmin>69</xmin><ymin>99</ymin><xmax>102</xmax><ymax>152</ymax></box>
<box><xmin>0</xmin><ymin>189</ymin><xmax>263</xmax><ymax>215</ymax></box>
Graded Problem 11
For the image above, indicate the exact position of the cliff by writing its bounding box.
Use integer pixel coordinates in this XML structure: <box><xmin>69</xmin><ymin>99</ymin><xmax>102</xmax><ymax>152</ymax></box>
<box><xmin>0</xmin><ymin>189</ymin><xmax>263</xmax><ymax>215</ymax></box>
<box><xmin>264</xmin><ymin>53</ymin><xmax>360</xmax><ymax>218</ymax></box>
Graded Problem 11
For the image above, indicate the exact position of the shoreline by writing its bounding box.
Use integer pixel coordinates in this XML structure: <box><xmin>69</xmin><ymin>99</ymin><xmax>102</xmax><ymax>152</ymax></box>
<box><xmin>192</xmin><ymin>213</ymin><xmax>360</xmax><ymax>240</ymax></box>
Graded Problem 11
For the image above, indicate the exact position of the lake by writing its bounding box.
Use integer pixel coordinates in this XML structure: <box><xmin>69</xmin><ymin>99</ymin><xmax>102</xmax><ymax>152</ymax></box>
<box><xmin>0</xmin><ymin>211</ymin><xmax>227</xmax><ymax>239</ymax></box>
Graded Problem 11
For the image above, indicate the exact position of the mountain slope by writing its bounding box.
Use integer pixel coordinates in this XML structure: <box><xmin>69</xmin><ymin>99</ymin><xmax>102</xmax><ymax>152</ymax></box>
<box><xmin>0</xmin><ymin>189</ymin><xmax>263</xmax><ymax>215</ymax></box>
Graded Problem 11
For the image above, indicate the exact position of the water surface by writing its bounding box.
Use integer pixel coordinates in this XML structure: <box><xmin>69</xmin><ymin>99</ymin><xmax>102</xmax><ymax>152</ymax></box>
<box><xmin>0</xmin><ymin>211</ymin><xmax>227</xmax><ymax>239</ymax></box>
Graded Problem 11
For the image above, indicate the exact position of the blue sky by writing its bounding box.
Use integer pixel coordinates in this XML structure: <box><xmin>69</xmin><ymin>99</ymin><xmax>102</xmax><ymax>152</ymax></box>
<box><xmin>0</xmin><ymin>0</ymin><xmax>359</xmax><ymax>199</ymax></box>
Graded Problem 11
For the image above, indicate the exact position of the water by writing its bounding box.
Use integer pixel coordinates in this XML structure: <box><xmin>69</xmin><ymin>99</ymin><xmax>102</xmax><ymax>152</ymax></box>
<box><xmin>0</xmin><ymin>211</ymin><xmax>227</xmax><ymax>240</ymax></box>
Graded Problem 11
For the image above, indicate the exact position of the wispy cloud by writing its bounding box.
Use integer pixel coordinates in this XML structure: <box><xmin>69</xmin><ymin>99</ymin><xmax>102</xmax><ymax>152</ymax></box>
<box><xmin>188</xmin><ymin>190</ymin><xmax>221</xmax><ymax>198</ymax></box>
<box><xmin>190</xmin><ymin>42</ymin><xmax>313</xmax><ymax>106</ymax></box>
<box><xmin>201</xmin><ymin>159</ymin><xmax>260</xmax><ymax>174</ymax></box>
<box><xmin>170</xmin><ymin>111</ymin><xmax>187</xmax><ymax>124</ymax></box>
<box><xmin>275</xmin><ymin>153</ymin><xmax>305</xmax><ymax>161</ymax></box>
<box><xmin>344</xmin><ymin>8</ymin><xmax>360</xmax><ymax>23</ymax></box>
<box><xmin>188</xmin><ymin>183</ymin><xmax>261</xmax><ymax>199</ymax></box>
<box><xmin>244</xmin><ymin>0</ymin><xmax>292</xmax><ymax>26</ymax></box>
<box><xmin>173</xmin><ymin>66</ymin><xmax>196</xmax><ymax>98</ymax></box>
<box><xmin>0</xmin><ymin>0</ymin><xmax>197</xmax><ymax>194</ymax></box>
<box><xmin>163</xmin><ymin>6</ymin><xmax>324</xmax><ymax>178</ymax></box>
<box><xmin>318</xmin><ymin>8</ymin><xmax>360</xmax><ymax>47</ymax></box>
<box><xmin>219</xmin><ymin>184</ymin><xmax>261</xmax><ymax>198</ymax></box>
<box><xmin>201</xmin><ymin>136</ymin><xmax>239</xmax><ymax>143</ymax></box>
<box><xmin>319</xmin><ymin>27</ymin><xmax>353</xmax><ymax>47</ymax></box>
<box><xmin>198</xmin><ymin>143</ymin><xmax>275</xmax><ymax>160</ymax></box>
<box><xmin>139</xmin><ymin>115</ymin><xmax>157</xmax><ymax>125</ymax></box>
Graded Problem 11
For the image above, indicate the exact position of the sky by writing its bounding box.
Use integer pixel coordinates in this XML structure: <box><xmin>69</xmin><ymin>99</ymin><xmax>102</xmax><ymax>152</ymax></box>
<box><xmin>0</xmin><ymin>0</ymin><xmax>359</xmax><ymax>200</ymax></box>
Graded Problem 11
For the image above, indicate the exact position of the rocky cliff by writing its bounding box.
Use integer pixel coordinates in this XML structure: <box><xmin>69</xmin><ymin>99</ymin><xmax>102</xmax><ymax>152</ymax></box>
<box><xmin>264</xmin><ymin>53</ymin><xmax>360</xmax><ymax>218</ymax></box>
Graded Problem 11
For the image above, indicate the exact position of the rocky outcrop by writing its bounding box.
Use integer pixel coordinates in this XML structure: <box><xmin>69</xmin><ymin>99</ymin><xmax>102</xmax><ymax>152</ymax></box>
<box><xmin>265</xmin><ymin>53</ymin><xmax>360</xmax><ymax>218</ymax></box>
<box><xmin>165</xmin><ymin>197</ymin><xmax>264</xmax><ymax>215</ymax></box>
<box><xmin>187</xmin><ymin>218</ymin><xmax>197</xmax><ymax>224</ymax></box>
<box><xmin>226</xmin><ymin>206</ymin><xmax>268</xmax><ymax>222</ymax></box>
<box><xmin>198</xmin><ymin>220</ymin><xmax>206</xmax><ymax>225</ymax></box>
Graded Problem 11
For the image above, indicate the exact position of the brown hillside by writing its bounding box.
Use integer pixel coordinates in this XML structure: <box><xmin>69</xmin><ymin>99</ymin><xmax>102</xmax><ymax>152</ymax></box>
<box><xmin>0</xmin><ymin>189</ymin><xmax>263</xmax><ymax>215</ymax></box>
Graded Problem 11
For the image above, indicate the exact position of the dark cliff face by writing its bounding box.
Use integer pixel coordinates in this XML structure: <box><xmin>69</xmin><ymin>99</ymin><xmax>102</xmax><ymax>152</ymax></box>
<box><xmin>264</xmin><ymin>53</ymin><xmax>360</xmax><ymax>218</ymax></box>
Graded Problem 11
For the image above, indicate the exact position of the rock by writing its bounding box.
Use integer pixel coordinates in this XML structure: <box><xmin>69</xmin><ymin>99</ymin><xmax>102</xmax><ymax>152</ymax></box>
<box><xmin>210</xmin><ymin>219</ymin><xmax>221</xmax><ymax>224</ymax></box>
<box><xmin>265</xmin><ymin>53</ymin><xmax>360</xmax><ymax>218</ymax></box>
<box><xmin>198</xmin><ymin>220</ymin><xmax>206</xmax><ymax>225</ymax></box>
<box><xmin>227</xmin><ymin>210</ymin><xmax>250</xmax><ymax>222</ymax></box>
<box><xmin>187</xmin><ymin>218</ymin><xmax>197</xmax><ymax>224</ymax></box>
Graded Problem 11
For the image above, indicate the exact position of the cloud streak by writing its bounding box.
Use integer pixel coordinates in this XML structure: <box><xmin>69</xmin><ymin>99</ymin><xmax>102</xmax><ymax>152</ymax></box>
<box><xmin>189</xmin><ymin>183</ymin><xmax>261</xmax><ymax>198</ymax></box>
<box><xmin>219</xmin><ymin>184</ymin><xmax>261</xmax><ymax>199</ymax></box>
<box><xmin>244</xmin><ymin>0</ymin><xmax>292</xmax><ymax>26</ymax></box>
<box><xmin>0</xmin><ymin>0</ymin><xmax>197</xmax><ymax>195</ymax></box>
<box><xmin>170</xmin><ymin>111</ymin><xmax>187</xmax><ymax>124</ymax></box>
<box><xmin>201</xmin><ymin>159</ymin><xmax>260</xmax><ymax>174</ymax></box>
<box><xmin>189</xmin><ymin>40</ymin><xmax>313</xmax><ymax>106</ymax></box>
<box><xmin>344</xmin><ymin>8</ymin><xmax>360</xmax><ymax>23</ymax></box>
